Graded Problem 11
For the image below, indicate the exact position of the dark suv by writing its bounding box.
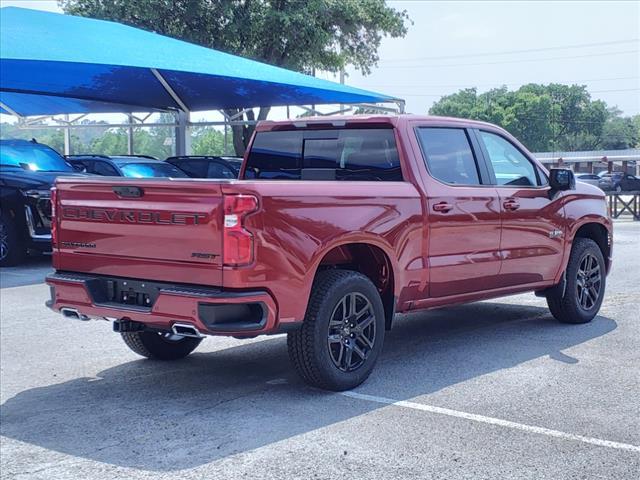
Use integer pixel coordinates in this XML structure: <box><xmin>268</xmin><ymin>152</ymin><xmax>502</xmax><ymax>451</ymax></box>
<box><xmin>0</xmin><ymin>139</ymin><xmax>84</xmax><ymax>266</ymax></box>
<box><xmin>599</xmin><ymin>172</ymin><xmax>640</xmax><ymax>192</ymax></box>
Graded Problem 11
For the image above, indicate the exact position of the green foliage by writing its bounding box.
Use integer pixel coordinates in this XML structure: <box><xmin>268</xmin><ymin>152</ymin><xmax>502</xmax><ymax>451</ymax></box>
<box><xmin>0</xmin><ymin>122</ymin><xmax>78</xmax><ymax>154</ymax></box>
<box><xmin>60</xmin><ymin>0</ymin><xmax>410</xmax><ymax>154</ymax></box>
<box><xmin>429</xmin><ymin>84</ymin><xmax>634</xmax><ymax>152</ymax></box>
<box><xmin>60</xmin><ymin>0</ymin><xmax>408</xmax><ymax>74</ymax></box>
<box><xmin>86</xmin><ymin>128</ymin><xmax>174</xmax><ymax>158</ymax></box>
<box><xmin>192</xmin><ymin>128</ymin><xmax>226</xmax><ymax>156</ymax></box>
<box><xmin>600</xmin><ymin>116</ymin><xmax>639</xmax><ymax>149</ymax></box>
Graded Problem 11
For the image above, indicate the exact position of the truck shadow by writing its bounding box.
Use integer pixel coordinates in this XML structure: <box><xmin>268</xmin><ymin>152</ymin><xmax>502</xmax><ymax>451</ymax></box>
<box><xmin>0</xmin><ymin>302</ymin><xmax>617</xmax><ymax>472</ymax></box>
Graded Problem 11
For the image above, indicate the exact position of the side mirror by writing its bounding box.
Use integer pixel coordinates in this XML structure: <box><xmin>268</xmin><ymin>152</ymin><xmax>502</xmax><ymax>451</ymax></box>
<box><xmin>549</xmin><ymin>168</ymin><xmax>575</xmax><ymax>195</ymax></box>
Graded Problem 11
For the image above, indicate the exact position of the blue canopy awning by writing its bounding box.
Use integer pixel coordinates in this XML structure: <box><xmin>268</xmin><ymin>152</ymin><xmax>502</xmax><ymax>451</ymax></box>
<box><xmin>0</xmin><ymin>7</ymin><xmax>397</xmax><ymax>117</ymax></box>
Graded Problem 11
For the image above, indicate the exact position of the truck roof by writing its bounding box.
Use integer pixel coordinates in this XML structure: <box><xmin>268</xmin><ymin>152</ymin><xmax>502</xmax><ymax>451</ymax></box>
<box><xmin>256</xmin><ymin>114</ymin><xmax>503</xmax><ymax>132</ymax></box>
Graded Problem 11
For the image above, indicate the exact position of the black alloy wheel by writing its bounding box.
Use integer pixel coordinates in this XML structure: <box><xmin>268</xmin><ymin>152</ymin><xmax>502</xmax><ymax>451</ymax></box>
<box><xmin>327</xmin><ymin>292</ymin><xmax>376</xmax><ymax>373</ymax></box>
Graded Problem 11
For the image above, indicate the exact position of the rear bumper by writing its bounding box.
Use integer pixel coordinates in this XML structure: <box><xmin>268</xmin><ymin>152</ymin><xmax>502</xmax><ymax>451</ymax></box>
<box><xmin>45</xmin><ymin>272</ymin><xmax>280</xmax><ymax>336</ymax></box>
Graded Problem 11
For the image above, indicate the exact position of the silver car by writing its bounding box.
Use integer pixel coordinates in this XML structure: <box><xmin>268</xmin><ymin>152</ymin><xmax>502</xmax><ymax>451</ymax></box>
<box><xmin>576</xmin><ymin>173</ymin><xmax>602</xmax><ymax>188</ymax></box>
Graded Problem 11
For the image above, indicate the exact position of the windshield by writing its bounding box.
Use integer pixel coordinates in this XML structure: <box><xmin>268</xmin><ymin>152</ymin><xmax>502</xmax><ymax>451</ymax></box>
<box><xmin>0</xmin><ymin>143</ymin><xmax>73</xmax><ymax>172</ymax></box>
<box><xmin>119</xmin><ymin>162</ymin><xmax>189</xmax><ymax>178</ymax></box>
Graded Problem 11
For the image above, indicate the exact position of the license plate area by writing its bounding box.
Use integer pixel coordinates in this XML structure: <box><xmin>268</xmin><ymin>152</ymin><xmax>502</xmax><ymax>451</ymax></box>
<box><xmin>85</xmin><ymin>277</ymin><xmax>160</xmax><ymax>310</ymax></box>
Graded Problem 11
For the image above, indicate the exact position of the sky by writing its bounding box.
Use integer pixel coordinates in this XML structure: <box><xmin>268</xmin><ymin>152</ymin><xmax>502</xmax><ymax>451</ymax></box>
<box><xmin>344</xmin><ymin>0</ymin><xmax>639</xmax><ymax>116</ymax></box>
<box><xmin>0</xmin><ymin>0</ymin><xmax>638</xmax><ymax>120</ymax></box>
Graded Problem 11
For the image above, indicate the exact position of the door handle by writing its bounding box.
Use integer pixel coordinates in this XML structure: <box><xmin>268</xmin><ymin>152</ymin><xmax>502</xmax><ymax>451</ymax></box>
<box><xmin>503</xmin><ymin>199</ymin><xmax>520</xmax><ymax>211</ymax></box>
<box><xmin>433</xmin><ymin>202</ymin><xmax>453</xmax><ymax>213</ymax></box>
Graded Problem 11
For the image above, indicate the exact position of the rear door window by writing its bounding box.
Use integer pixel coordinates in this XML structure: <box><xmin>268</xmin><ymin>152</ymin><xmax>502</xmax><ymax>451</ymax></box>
<box><xmin>416</xmin><ymin>127</ymin><xmax>482</xmax><ymax>185</ymax></box>
<box><xmin>245</xmin><ymin>129</ymin><xmax>402</xmax><ymax>181</ymax></box>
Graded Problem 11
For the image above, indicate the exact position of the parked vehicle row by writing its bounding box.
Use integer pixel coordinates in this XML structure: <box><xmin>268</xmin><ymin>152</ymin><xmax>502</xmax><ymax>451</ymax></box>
<box><xmin>0</xmin><ymin>138</ymin><xmax>244</xmax><ymax>266</ymax></box>
<box><xmin>596</xmin><ymin>171</ymin><xmax>640</xmax><ymax>192</ymax></box>
<box><xmin>576</xmin><ymin>172</ymin><xmax>640</xmax><ymax>192</ymax></box>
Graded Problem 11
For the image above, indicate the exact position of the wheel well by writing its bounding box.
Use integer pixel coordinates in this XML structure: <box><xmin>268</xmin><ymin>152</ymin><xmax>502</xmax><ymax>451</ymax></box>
<box><xmin>317</xmin><ymin>243</ymin><xmax>395</xmax><ymax>330</ymax></box>
<box><xmin>574</xmin><ymin>223</ymin><xmax>610</xmax><ymax>265</ymax></box>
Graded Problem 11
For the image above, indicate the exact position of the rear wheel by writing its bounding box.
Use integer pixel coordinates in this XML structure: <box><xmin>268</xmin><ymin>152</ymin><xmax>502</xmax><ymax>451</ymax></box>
<box><xmin>121</xmin><ymin>330</ymin><xmax>202</xmax><ymax>360</ymax></box>
<box><xmin>287</xmin><ymin>270</ymin><xmax>385</xmax><ymax>391</ymax></box>
<box><xmin>0</xmin><ymin>213</ymin><xmax>25</xmax><ymax>267</ymax></box>
<box><xmin>546</xmin><ymin>238</ymin><xmax>606</xmax><ymax>324</ymax></box>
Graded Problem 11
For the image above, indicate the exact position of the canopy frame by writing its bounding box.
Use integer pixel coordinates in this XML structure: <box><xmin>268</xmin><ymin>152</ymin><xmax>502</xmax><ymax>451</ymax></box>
<box><xmin>7</xmin><ymin>101</ymin><xmax>405</xmax><ymax>155</ymax></box>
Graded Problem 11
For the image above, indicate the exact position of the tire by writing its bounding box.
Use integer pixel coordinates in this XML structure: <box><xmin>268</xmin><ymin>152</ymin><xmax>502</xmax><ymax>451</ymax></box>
<box><xmin>121</xmin><ymin>330</ymin><xmax>202</xmax><ymax>360</ymax></box>
<box><xmin>615</xmin><ymin>185</ymin><xmax>622</xmax><ymax>193</ymax></box>
<box><xmin>0</xmin><ymin>213</ymin><xmax>26</xmax><ymax>267</ymax></box>
<box><xmin>546</xmin><ymin>238</ymin><xmax>606</xmax><ymax>324</ymax></box>
<box><xmin>287</xmin><ymin>269</ymin><xmax>385</xmax><ymax>391</ymax></box>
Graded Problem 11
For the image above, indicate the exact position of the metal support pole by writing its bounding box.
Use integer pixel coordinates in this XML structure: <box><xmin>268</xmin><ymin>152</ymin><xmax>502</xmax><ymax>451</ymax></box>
<box><xmin>224</xmin><ymin>117</ymin><xmax>228</xmax><ymax>155</ymax></box>
<box><xmin>175</xmin><ymin>110</ymin><xmax>190</xmax><ymax>156</ymax></box>
<box><xmin>63</xmin><ymin>114</ymin><xmax>71</xmax><ymax>155</ymax></box>
<box><xmin>339</xmin><ymin>69</ymin><xmax>345</xmax><ymax>113</ymax></box>
<box><xmin>127</xmin><ymin>114</ymin><xmax>134</xmax><ymax>154</ymax></box>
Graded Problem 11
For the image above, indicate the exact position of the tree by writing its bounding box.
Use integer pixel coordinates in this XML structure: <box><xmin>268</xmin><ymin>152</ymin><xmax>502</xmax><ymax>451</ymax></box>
<box><xmin>429</xmin><ymin>84</ymin><xmax>632</xmax><ymax>152</ymax></box>
<box><xmin>88</xmin><ymin>129</ymin><xmax>128</xmax><ymax>155</ymax></box>
<box><xmin>60</xmin><ymin>0</ymin><xmax>410</xmax><ymax>154</ymax></box>
<box><xmin>600</xmin><ymin>116</ymin><xmax>639</xmax><ymax>149</ymax></box>
<box><xmin>192</xmin><ymin>128</ymin><xmax>226</xmax><ymax>156</ymax></box>
<box><xmin>0</xmin><ymin>122</ymin><xmax>86</xmax><ymax>154</ymax></box>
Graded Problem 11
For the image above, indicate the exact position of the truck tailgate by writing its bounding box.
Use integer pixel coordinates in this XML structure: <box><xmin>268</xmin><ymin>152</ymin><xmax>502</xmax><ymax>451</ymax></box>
<box><xmin>54</xmin><ymin>177</ymin><xmax>224</xmax><ymax>286</ymax></box>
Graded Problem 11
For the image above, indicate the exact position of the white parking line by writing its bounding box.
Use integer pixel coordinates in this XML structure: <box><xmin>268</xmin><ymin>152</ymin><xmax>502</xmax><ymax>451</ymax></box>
<box><xmin>341</xmin><ymin>391</ymin><xmax>640</xmax><ymax>453</ymax></box>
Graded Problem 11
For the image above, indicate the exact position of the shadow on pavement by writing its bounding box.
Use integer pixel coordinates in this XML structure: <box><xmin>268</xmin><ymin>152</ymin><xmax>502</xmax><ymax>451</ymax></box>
<box><xmin>0</xmin><ymin>255</ymin><xmax>52</xmax><ymax>289</ymax></box>
<box><xmin>0</xmin><ymin>302</ymin><xmax>617</xmax><ymax>472</ymax></box>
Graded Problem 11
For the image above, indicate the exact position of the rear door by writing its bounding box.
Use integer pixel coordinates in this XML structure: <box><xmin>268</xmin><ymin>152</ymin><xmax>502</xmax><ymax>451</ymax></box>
<box><xmin>54</xmin><ymin>177</ymin><xmax>225</xmax><ymax>285</ymax></box>
<box><xmin>414</xmin><ymin>126</ymin><xmax>502</xmax><ymax>297</ymax></box>
<box><xmin>474</xmin><ymin>129</ymin><xmax>565</xmax><ymax>285</ymax></box>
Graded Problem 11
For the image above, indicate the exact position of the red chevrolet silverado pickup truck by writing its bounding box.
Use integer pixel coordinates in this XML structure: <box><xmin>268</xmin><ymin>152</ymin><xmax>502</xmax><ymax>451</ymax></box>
<box><xmin>46</xmin><ymin>115</ymin><xmax>612</xmax><ymax>391</ymax></box>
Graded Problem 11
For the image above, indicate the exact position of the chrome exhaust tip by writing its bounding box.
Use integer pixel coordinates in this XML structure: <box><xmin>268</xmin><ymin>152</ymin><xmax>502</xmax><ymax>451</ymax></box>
<box><xmin>60</xmin><ymin>307</ymin><xmax>90</xmax><ymax>321</ymax></box>
<box><xmin>171</xmin><ymin>323</ymin><xmax>204</xmax><ymax>338</ymax></box>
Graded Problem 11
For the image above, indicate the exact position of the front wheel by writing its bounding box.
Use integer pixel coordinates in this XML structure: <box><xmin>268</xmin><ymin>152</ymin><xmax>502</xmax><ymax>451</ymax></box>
<box><xmin>121</xmin><ymin>330</ymin><xmax>202</xmax><ymax>360</ymax></box>
<box><xmin>287</xmin><ymin>270</ymin><xmax>385</xmax><ymax>391</ymax></box>
<box><xmin>546</xmin><ymin>238</ymin><xmax>606</xmax><ymax>324</ymax></box>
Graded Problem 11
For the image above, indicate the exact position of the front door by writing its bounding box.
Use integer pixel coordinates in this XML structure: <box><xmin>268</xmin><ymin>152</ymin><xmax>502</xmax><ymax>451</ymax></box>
<box><xmin>475</xmin><ymin>130</ymin><xmax>565</xmax><ymax>285</ymax></box>
<box><xmin>415</xmin><ymin>126</ymin><xmax>503</xmax><ymax>297</ymax></box>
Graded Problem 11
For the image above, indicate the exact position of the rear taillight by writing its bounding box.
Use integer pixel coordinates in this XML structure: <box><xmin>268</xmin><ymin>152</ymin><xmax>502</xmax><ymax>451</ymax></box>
<box><xmin>50</xmin><ymin>187</ymin><xmax>58</xmax><ymax>248</ymax></box>
<box><xmin>223</xmin><ymin>194</ymin><xmax>258</xmax><ymax>266</ymax></box>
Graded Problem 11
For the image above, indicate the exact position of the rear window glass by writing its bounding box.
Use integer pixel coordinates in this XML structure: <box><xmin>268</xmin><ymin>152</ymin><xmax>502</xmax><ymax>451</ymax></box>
<box><xmin>207</xmin><ymin>161</ymin><xmax>237</xmax><ymax>179</ymax></box>
<box><xmin>172</xmin><ymin>159</ymin><xmax>208</xmax><ymax>177</ymax></box>
<box><xmin>119</xmin><ymin>162</ymin><xmax>189</xmax><ymax>178</ymax></box>
<box><xmin>0</xmin><ymin>144</ymin><xmax>73</xmax><ymax>172</ymax></box>
<box><xmin>245</xmin><ymin>129</ymin><xmax>402</xmax><ymax>181</ymax></box>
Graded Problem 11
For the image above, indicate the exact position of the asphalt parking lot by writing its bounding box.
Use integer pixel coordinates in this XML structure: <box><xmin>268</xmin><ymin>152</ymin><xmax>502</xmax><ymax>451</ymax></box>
<box><xmin>1</xmin><ymin>220</ymin><xmax>638</xmax><ymax>479</ymax></box>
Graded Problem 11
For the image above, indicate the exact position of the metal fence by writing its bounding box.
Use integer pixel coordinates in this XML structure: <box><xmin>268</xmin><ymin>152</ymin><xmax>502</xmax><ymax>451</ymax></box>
<box><xmin>606</xmin><ymin>192</ymin><xmax>640</xmax><ymax>220</ymax></box>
